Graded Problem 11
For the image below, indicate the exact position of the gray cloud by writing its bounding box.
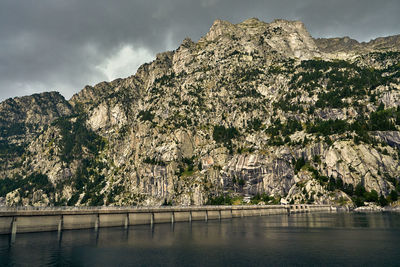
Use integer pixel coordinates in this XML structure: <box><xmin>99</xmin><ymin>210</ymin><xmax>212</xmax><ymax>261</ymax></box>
<box><xmin>0</xmin><ymin>0</ymin><xmax>399</xmax><ymax>101</ymax></box>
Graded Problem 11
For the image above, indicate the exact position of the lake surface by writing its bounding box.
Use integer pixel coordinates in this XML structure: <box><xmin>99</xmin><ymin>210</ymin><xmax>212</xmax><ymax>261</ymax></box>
<box><xmin>0</xmin><ymin>212</ymin><xmax>400</xmax><ymax>266</ymax></box>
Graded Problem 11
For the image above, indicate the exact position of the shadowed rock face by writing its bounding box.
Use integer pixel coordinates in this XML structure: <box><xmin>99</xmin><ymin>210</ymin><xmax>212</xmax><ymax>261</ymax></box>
<box><xmin>1</xmin><ymin>18</ymin><xmax>400</xmax><ymax>207</ymax></box>
<box><xmin>315</xmin><ymin>34</ymin><xmax>400</xmax><ymax>54</ymax></box>
<box><xmin>203</xmin><ymin>18</ymin><xmax>321</xmax><ymax>60</ymax></box>
<box><xmin>314</xmin><ymin>37</ymin><xmax>362</xmax><ymax>53</ymax></box>
<box><xmin>0</xmin><ymin>91</ymin><xmax>72</xmax><ymax>129</ymax></box>
<box><xmin>0</xmin><ymin>92</ymin><xmax>72</xmax><ymax>178</ymax></box>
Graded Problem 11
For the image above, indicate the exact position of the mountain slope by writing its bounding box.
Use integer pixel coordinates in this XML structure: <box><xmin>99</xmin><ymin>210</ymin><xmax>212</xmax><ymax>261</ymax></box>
<box><xmin>1</xmin><ymin>18</ymin><xmax>400</xmax><ymax>207</ymax></box>
<box><xmin>315</xmin><ymin>34</ymin><xmax>400</xmax><ymax>54</ymax></box>
<box><xmin>0</xmin><ymin>92</ymin><xmax>72</xmax><ymax>177</ymax></box>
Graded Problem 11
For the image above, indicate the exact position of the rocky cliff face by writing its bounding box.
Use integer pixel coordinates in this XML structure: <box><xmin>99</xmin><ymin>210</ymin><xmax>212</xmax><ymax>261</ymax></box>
<box><xmin>315</xmin><ymin>34</ymin><xmax>400</xmax><ymax>57</ymax></box>
<box><xmin>0</xmin><ymin>92</ymin><xmax>72</xmax><ymax>179</ymax></box>
<box><xmin>1</xmin><ymin>18</ymin><xmax>400</xmax><ymax>207</ymax></box>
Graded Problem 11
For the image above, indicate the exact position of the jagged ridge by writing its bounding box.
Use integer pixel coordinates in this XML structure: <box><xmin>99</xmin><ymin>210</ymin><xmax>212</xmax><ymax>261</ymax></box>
<box><xmin>0</xmin><ymin>18</ymin><xmax>400</xmax><ymax>208</ymax></box>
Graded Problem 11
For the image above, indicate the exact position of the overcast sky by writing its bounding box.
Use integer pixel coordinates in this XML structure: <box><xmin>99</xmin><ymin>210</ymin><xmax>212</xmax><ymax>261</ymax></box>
<box><xmin>0</xmin><ymin>0</ymin><xmax>399</xmax><ymax>101</ymax></box>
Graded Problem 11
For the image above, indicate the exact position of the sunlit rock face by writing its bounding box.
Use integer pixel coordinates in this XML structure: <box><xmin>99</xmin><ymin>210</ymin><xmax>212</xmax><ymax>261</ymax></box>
<box><xmin>1</xmin><ymin>18</ymin><xmax>400</xmax><ymax>207</ymax></box>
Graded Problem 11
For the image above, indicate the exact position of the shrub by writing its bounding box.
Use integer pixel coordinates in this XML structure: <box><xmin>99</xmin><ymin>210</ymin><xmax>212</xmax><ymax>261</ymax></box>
<box><xmin>342</xmin><ymin>183</ymin><xmax>354</xmax><ymax>196</ymax></box>
<box><xmin>0</xmin><ymin>173</ymin><xmax>53</xmax><ymax>197</ymax></box>
<box><xmin>379</xmin><ymin>195</ymin><xmax>389</xmax><ymax>206</ymax></box>
<box><xmin>313</xmin><ymin>155</ymin><xmax>321</xmax><ymax>164</ymax></box>
<box><xmin>54</xmin><ymin>115</ymin><xmax>105</xmax><ymax>163</ymax></box>
<box><xmin>355</xmin><ymin>183</ymin><xmax>366</xmax><ymax>197</ymax></box>
<box><xmin>353</xmin><ymin>197</ymin><xmax>365</xmax><ymax>207</ymax></box>
<box><xmin>207</xmin><ymin>194</ymin><xmax>232</xmax><ymax>205</ymax></box>
<box><xmin>67</xmin><ymin>193</ymin><xmax>80</xmax><ymax>206</ymax></box>
<box><xmin>369</xmin><ymin>109</ymin><xmax>396</xmax><ymax>131</ymax></box>
<box><xmin>388</xmin><ymin>190</ymin><xmax>398</xmax><ymax>202</ymax></box>
<box><xmin>162</xmin><ymin>199</ymin><xmax>173</xmax><ymax>206</ymax></box>
<box><xmin>306</xmin><ymin>119</ymin><xmax>349</xmax><ymax>136</ymax></box>
<box><xmin>143</xmin><ymin>157</ymin><xmax>166</xmax><ymax>166</ymax></box>
<box><xmin>247</xmin><ymin>118</ymin><xmax>263</xmax><ymax>131</ymax></box>
<box><xmin>0</xmin><ymin>177</ymin><xmax>21</xmax><ymax>197</ymax></box>
<box><xmin>212</xmin><ymin>125</ymin><xmax>239</xmax><ymax>144</ymax></box>
<box><xmin>365</xmin><ymin>190</ymin><xmax>379</xmax><ymax>202</ymax></box>
<box><xmin>294</xmin><ymin>158</ymin><xmax>306</xmax><ymax>173</ymax></box>
<box><xmin>138</xmin><ymin>110</ymin><xmax>154</xmax><ymax>122</ymax></box>
<box><xmin>250</xmin><ymin>193</ymin><xmax>276</xmax><ymax>204</ymax></box>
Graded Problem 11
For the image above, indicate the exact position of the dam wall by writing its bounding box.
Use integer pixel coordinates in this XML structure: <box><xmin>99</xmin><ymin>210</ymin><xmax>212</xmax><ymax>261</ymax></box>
<box><xmin>0</xmin><ymin>204</ymin><xmax>334</xmax><ymax>235</ymax></box>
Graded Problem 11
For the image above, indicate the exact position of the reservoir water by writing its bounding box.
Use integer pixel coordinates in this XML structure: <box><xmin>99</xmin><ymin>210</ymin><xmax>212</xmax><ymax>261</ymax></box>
<box><xmin>0</xmin><ymin>212</ymin><xmax>399</xmax><ymax>266</ymax></box>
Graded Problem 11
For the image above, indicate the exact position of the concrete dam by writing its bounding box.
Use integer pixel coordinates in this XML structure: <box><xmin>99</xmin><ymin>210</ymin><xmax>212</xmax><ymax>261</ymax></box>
<box><xmin>0</xmin><ymin>205</ymin><xmax>335</xmax><ymax>237</ymax></box>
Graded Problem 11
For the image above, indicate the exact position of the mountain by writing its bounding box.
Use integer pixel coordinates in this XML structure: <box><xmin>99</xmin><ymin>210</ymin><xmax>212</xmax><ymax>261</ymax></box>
<box><xmin>1</xmin><ymin>18</ymin><xmax>400</xmax><ymax>207</ymax></box>
<box><xmin>315</xmin><ymin>35</ymin><xmax>400</xmax><ymax>54</ymax></box>
<box><xmin>0</xmin><ymin>92</ymin><xmax>72</xmax><ymax>179</ymax></box>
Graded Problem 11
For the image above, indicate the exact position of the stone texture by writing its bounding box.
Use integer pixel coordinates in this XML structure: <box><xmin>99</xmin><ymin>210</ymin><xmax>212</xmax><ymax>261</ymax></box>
<box><xmin>0</xmin><ymin>18</ymin><xmax>399</xmax><ymax>207</ymax></box>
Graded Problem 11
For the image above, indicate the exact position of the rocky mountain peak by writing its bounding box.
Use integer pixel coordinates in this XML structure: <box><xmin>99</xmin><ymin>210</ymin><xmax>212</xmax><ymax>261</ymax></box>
<box><xmin>367</xmin><ymin>34</ymin><xmax>400</xmax><ymax>51</ymax></box>
<box><xmin>266</xmin><ymin>19</ymin><xmax>320</xmax><ymax>59</ymax></box>
<box><xmin>0</xmin><ymin>91</ymin><xmax>73</xmax><ymax>178</ymax></box>
<box><xmin>315</xmin><ymin>34</ymin><xmax>400</xmax><ymax>55</ymax></box>
<box><xmin>204</xmin><ymin>19</ymin><xmax>236</xmax><ymax>41</ymax></box>
<box><xmin>201</xmin><ymin>18</ymin><xmax>320</xmax><ymax>60</ymax></box>
<box><xmin>0</xmin><ymin>91</ymin><xmax>72</xmax><ymax>126</ymax></box>
<box><xmin>240</xmin><ymin>17</ymin><xmax>263</xmax><ymax>25</ymax></box>
<box><xmin>1</xmin><ymin>18</ymin><xmax>400</xmax><ymax>208</ymax></box>
<box><xmin>181</xmin><ymin>37</ymin><xmax>195</xmax><ymax>48</ymax></box>
<box><xmin>314</xmin><ymin>36</ymin><xmax>362</xmax><ymax>54</ymax></box>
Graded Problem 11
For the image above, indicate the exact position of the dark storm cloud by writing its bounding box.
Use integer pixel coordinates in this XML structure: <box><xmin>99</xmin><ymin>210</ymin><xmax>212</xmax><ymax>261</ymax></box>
<box><xmin>0</xmin><ymin>0</ymin><xmax>399</xmax><ymax>101</ymax></box>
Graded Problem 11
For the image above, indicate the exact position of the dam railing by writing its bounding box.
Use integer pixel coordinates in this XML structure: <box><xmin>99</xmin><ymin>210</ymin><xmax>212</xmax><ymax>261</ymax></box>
<box><xmin>0</xmin><ymin>204</ymin><xmax>336</xmax><ymax>237</ymax></box>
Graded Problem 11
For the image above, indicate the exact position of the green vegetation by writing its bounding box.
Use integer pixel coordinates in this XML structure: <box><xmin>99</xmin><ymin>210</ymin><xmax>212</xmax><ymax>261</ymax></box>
<box><xmin>369</xmin><ymin>105</ymin><xmax>399</xmax><ymax>131</ymax></box>
<box><xmin>143</xmin><ymin>157</ymin><xmax>166</xmax><ymax>166</ymax></box>
<box><xmin>1</xmin><ymin>43</ymin><xmax>399</xmax><ymax>208</ymax></box>
<box><xmin>273</xmin><ymin>99</ymin><xmax>305</xmax><ymax>113</ymax></box>
<box><xmin>0</xmin><ymin>123</ymin><xmax>26</xmax><ymax>137</ymax></box>
<box><xmin>0</xmin><ymin>122</ymin><xmax>31</xmax><ymax>157</ymax></box>
<box><xmin>138</xmin><ymin>110</ymin><xmax>154</xmax><ymax>122</ymax></box>
<box><xmin>206</xmin><ymin>194</ymin><xmax>245</xmax><ymax>205</ymax></box>
<box><xmin>338</xmin><ymin>181</ymin><xmax>400</xmax><ymax>207</ymax></box>
<box><xmin>0</xmin><ymin>141</ymin><xmax>25</xmax><ymax>157</ymax></box>
<box><xmin>53</xmin><ymin>114</ymin><xmax>106</xmax><ymax>163</ymax></box>
<box><xmin>363</xmin><ymin>51</ymin><xmax>400</xmax><ymax>63</ymax></box>
<box><xmin>250</xmin><ymin>193</ymin><xmax>280</xmax><ymax>205</ymax></box>
<box><xmin>106</xmin><ymin>185</ymin><xmax>124</xmax><ymax>204</ymax></box>
<box><xmin>238</xmin><ymin>68</ymin><xmax>263</xmax><ymax>82</ymax></box>
<box><xmin>175</xmin><ymin>157</ymin><xmax>196</xmax><ymax>177</ymax></box>
<box><xmin>52</xmin><ymin>112</ymin><xmax>108</xmax><ymax>206</ymax></box>
<box><xmin>213</xmin><ymin>125</ymin><xmax>239</xmax><ymax>151</ymax></box>
<box><xmin>154</xmin><ymin>72</ymin><xmax>176</xmax><ymax>86</ymax></box>
<box><xmin>303</xmin><ymin>106</ymin><xmax>400</xmax><ymax>144</ymax></box>
<box><xmin>162</xmin><ymin>199</ymin><xmax>173</xmax><ymax>206</ymax></box>
<box><xmin>67</xmin><ymin>193</ymin><xmax>80</xmax><ymax>206</ymax></box>
<box><xmin>306</xmin><ymin>119</ymin><xmax>349</xmax><ymax>136</ymax></box>
<box><xmin>313</xmin><ymin>155</ymin><xmax>321</xmax><ymax>164</ymax></box>
<box><xmin>299</xmin><ymin>164</ymin><xmax>398</xmax><ymax>207</ymax></box>
<box><xmin>68</xmin><ymin>157</ymin><xmax>107</xmax><ymax>206</ymax></box>
<box><xmin>235</xmin><ymin>87</ymin><xmax>263</xmax><ymax>98</ymax></box>
<box><xmin>206</xmin><ymin>194</ymin><xmax>234</xmax><ymax>205</ymax></box>
<box><xmin>0</xmin><ymin>178</ymin><xmax>20</xmax><ymax>197</ymax></box>
<box><xmin>293</xmin><ymin>165</ymin><xmax>394</xmax><ymax>207</ymax></box>
<box><xmin>289</xmin><ymin>58</ymin><xmax>400</xmax><ymax>109</ymax></box>
<box><xmin>266</xmin><ymin>118</ymin><xmax>303</xmax><ymax>146</ymax></box>
<box><xmin>351</xmin><ymin>183</ymin><xmax>379</xmax><ymax>207</ymax></box>
<box><xmin>0</xmin><ymin>173</ymin><xmax>53</xmax><ymax>197</ymax></box>
<box><xmin>306</xmin><ymin>165</ymin><xmax>329</xmax><ymax>184</ymax></box>
<box><xmin>247</xmin><ymin>118</ymin><xmax>263</xmax><ymax>131</ymax></box>
<box><xmin>388</xmin><ymin>190</ymin><xmax>398</xmax><ymax>202</ymax></box>
<box><xmin>238</xmin><ymin>178</ymin><xmax>245</xmax><ymax>186</ymax></box>
<box><xmin>294</xmin><ymin>157</ymin><xmax>306</xmax><ymax>174</ymax></box>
